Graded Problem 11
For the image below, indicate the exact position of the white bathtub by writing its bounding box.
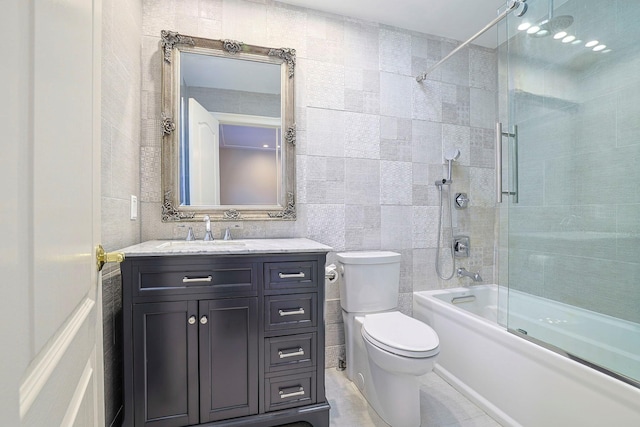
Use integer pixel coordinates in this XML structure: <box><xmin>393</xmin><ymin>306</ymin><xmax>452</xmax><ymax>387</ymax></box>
<box><xmin>414</xmin><ymin>285</ymin><xmax>640</xmax><ymax>427</ymax></box>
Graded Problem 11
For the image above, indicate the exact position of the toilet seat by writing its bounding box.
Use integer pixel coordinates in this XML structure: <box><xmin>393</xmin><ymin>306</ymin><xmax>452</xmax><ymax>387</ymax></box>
<box><xmin>362</xmin><ymin>312</ymin><xmax>439</xmax><ymax>358</ymax></box>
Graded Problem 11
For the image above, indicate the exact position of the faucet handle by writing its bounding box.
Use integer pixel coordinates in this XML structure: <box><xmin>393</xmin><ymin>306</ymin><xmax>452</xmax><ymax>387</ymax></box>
<box><xmin>223</xmin><ymin>227</ymin><xmax>232</xmax><ymax>241</ymax></box>
<box><xmin>186</xmin><ymin>227</ymin><xmax>195</xmax><ymax>241</ymax></box>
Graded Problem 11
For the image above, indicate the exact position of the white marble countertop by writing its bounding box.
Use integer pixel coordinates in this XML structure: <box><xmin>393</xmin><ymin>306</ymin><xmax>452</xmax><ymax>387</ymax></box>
<box><xmin>118</xmin><ymin>238</ymin><xmax>332</xmax><ymax>257</ymax></box>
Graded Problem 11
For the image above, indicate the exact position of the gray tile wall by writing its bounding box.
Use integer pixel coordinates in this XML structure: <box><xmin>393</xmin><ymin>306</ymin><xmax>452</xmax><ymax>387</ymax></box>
<box><xmin>101</xmin><ymin>0</ymin><xmax>142</xmax><ymax>425</ymax></box>
<box><xmin>140</xmin><ymin>0</ymin><xmax>498</xmax><ymax>367</ymax></box>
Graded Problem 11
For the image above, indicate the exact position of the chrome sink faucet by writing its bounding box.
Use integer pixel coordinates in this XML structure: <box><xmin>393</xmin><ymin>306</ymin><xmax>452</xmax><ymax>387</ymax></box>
<box><xmin>457</xmin><ymin>267</ymin><xmax>483</xmax><ymax>282</ymax></box>
<box><xmin>203</xmin><ymin>215</ymin><xmax>214</xmax><ymax>241</ymax></box>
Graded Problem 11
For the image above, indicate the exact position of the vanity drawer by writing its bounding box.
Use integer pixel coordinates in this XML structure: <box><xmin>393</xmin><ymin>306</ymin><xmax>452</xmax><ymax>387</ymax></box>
<box><xmin>266</xmin><ymin>333</ymin><xmax>316</xmax><ymax>372</ymax></box>
<box><xmin>264</xmin><ymin>260</ymin><xmax>318</xmax><ymax>291</ymax></box>
<box><xmin>265</xmin><ymin>371</ymin><xmax>316</xmax><ymax>412</ymax></box>
<box><xmin>134</xmin><ymin>262</ymin><xmax>256</xmax><ymax>297</ymax></box>
<box><xmin>264</xmin><ymin>294</ymin><xmax>317</xmax><ymax>331</ymax></box>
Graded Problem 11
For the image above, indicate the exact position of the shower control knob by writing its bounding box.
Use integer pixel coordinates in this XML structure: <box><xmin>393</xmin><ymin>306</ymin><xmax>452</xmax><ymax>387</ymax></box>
<box><xmin>455</xmin><ymin>193</ymin><xmax>469</xmax><ymax>209</ymax></box>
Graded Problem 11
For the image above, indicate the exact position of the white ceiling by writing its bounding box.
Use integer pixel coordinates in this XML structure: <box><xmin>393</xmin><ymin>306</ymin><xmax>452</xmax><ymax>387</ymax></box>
<box><xmin>277</xmin><ymin>0</ymin><xmax>508</xmax><ymax>48</ymax></box>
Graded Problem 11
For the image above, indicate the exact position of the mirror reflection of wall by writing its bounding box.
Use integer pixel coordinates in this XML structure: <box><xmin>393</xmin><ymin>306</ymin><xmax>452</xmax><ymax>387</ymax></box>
<box><xmin>219</xmin><ymin>124</ymin><xmax>281</xmax><ymax>205</ymax></box>
<box><xmin>179</xmin><ymin>52</ymin><xmax>282</xmax><ymax>207</ymax></box>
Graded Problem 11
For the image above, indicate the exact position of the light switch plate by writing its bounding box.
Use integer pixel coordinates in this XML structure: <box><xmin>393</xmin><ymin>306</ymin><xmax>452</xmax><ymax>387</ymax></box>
<box><xmin>130</xmin><ymin>195</ymin><xmax>138</xmax><ymax>220</ymax></box>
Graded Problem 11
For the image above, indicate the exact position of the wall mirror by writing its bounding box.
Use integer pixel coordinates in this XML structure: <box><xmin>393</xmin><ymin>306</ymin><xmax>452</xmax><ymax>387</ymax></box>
<box><xmin>160</xmin><ymin>30</ymin><xmax>296</xmax><ymax>221</ymax></box>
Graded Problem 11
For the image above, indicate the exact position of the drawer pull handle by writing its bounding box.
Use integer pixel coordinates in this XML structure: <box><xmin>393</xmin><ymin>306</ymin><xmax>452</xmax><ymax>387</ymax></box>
<box><xmin>279</xmin><ymin>387</ymin><xmax>305</xmax><ymax>399</ymax></box>
<box><xmin>278</xmin><ymin>272</ymin><xmax>305</xmax><ymax>279</ymax></box>
<box><xmin>278</xmin><ymin>347</ymin><xmax>304</xmax><ymax>359</ymax></box>
<box><xmin>188</xmin><ymin>315</ymin><xmax>196</xmax><ymax>325</ymax></box>
<box><xmin>182</xmin><ymin>275</ymin><xmax>212</xmax><ymax>283</ymax></box>
<box><xmin>278</xmin><ymin>308</ymin><xmax>305</xmax><ymax>317</ymax></box>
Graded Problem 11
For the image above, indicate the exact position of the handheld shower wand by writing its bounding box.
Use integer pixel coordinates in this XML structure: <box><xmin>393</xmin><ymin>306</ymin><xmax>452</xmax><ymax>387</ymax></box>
<box><xmin>435</xmin><ymin>148</ymin><xmax>461</xmax><ymax>280</ymax></box>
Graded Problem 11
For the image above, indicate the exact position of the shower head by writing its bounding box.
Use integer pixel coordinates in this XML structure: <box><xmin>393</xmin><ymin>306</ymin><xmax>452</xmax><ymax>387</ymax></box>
<box><xmin>442</xmin><ymin>148</ymin><xmax>461</xmax><ymax>183</ymax></box>
<box><xmin>547</xmin><ymin>15</ymin><xmax>574</xmax><ymax>33</ymax></box>
<box><xmin>444</xmin><ymin>148</ymin><xmax>461</xmax><ymax>162</ymax></box>
<box><xmin>530</xmin><ymin>0</ymin><xmax>574</xmax><ymax>38</ymax></box>
<box><xmin>531</xmin><ymin>15</ymin><xmax>574</xmax><ymax>38</ymax></box>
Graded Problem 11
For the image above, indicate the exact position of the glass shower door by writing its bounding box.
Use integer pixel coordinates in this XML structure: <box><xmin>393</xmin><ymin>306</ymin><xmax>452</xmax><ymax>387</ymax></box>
<box><xmin>502</xmin><ymin>0</ymin><xmax>640</xmax><ymax>385</ymax></box>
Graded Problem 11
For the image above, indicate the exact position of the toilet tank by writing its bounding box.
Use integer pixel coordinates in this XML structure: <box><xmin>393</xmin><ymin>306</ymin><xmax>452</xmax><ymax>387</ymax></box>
<box><xmin>336</xmin><ymin>251</ymin><xmax>401</xmax><ymax>313</ymax></box>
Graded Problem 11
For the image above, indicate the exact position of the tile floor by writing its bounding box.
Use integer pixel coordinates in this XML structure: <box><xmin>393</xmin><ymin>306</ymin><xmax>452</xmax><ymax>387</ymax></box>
<box><xmin>325</xmin><ymin>368</ymin><xmax>502</xmax><ymax>427</ymax></box>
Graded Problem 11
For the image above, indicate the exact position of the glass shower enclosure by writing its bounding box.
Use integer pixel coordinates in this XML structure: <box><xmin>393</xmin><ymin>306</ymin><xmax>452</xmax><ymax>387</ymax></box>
<box><xmin>498</xmin><ymin>0</ymin><xmax>640</xmax><ymax>386</ymax></box>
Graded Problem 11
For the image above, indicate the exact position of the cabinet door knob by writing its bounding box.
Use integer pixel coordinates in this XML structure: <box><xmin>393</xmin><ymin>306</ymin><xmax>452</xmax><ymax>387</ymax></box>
<box><xmin>200</xmin><ymin>315</ymin><xmax>208</xmax><ymax>325</ymax></box>
<box><xmin>188</xmin><ymin>315</ymin><xmax>196</xmax><ymax>325</ymax></box>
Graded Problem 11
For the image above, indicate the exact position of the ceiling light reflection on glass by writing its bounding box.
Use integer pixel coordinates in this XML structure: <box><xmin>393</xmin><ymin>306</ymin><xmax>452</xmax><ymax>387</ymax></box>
<box><xmin>527</xmin><ymin>25</ymin><xmax>541</xmax><ymax>34</ymax></box>
<box><xmin>518</xmin><ymin>22</ymin><xmax>532</xmax><ymax>31</ymax></box>
<box><xmin>585</xmin><ymin>40</ymin><xmax>599</xmax><ymax>48</ymax></box>
<box><xmin>593</xmin><ymin>44</ymin><xmax>607</xmax><ymax>52</ymax></box>
<box><xmin>554</xmin><ymin>31</ymin><xmax>567</xmax><ymax>39</ymax></box>
<box><xmin>562</xmin><ymin>35</ymin><xmax>576</xmax><ymax>43</ymax></box>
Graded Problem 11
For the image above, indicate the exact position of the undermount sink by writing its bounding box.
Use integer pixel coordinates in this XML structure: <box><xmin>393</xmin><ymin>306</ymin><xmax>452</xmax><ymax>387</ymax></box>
<box><xmin>155</xmin><ymin>240</ymin><xmax>246</xmax><ymax>249</ymax></box>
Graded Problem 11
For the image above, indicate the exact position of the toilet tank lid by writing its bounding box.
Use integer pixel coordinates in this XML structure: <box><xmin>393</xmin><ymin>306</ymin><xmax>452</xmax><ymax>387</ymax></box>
<box><xmin>336</xmin><ymin>251</ymin><xmax>401</xmax><ymax>264</ymax></box>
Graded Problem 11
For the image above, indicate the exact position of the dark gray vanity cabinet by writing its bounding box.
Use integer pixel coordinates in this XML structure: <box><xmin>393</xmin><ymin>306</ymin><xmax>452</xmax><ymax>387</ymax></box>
<box><xmin>121</xmin><ymin>252</ymin><xmax>329</xmax><ymax>427</ymax></box>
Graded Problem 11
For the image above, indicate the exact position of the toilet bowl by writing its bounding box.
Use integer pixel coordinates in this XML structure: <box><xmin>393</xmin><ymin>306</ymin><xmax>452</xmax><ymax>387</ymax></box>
<box><xmin>337</xmin><ymin>251</ymin><xmax>440</xmax><ymax>427</ymax></box>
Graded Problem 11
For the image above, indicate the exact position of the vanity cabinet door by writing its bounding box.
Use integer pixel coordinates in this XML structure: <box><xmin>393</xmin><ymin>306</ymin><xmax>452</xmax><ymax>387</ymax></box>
<box><xmin>133</xmin><ymin>301</ymin><xmax>199</xmax><ymax>427</ymax></box>
<box><xmin>198</xmin><ymin>297</ymin><xmax>259</xmax><ymax>422</ymax></box>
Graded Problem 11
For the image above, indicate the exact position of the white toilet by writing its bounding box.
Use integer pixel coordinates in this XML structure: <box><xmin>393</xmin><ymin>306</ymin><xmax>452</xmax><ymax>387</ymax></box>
<box><xmin>337</xmin><ymin>251</ymin><xmax>439</xmax><ymax>427</ymax></box>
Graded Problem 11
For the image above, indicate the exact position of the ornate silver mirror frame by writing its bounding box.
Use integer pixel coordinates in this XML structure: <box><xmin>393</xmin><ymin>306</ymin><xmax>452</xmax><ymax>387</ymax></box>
<box><xmin>160</xmin><ymin>30</ymin><xmax>296</xmax><ymax>221</ymax></box>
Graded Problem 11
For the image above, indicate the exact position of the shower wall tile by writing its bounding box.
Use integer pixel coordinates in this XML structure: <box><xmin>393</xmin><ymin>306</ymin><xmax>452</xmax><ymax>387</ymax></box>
<box><xmin>575</xmin><ymin>93</ymin><xmax>616</xmax><ymax>155</ymax></box>
<box><xmin>306</xmin><ymin>204</ymin><xmax>346</xmax><ymax>252</ymax></box>
<box><xmin>398</xmin><ymin>248</ymin><xmax>414</xmax><ymax>293</ymax></box>
<box><xmin>344</xmin><ymin>158</ymin><xmax>380</xmax><ymax>205</ymax></box>
<box><xmin>470</xmin><ymin>87</ymin><xmax>495</xmax><ymax>129</ymax></box>
<box><xmin>345</xmin><ymin>205</ymin><xmax>381</xmax><ymax>250</ymax></box>
<box><xmin>379</xmin><ymin>28</ymin><xmax>412</xmax><ymax>75</ymax></box>
<box><xmin>412</xmin><ymin>120</ymin><xmax>442</xmax><ymax>165</ymax></box>
<box><xmin>306</xmin><ymin>107</ymin><xmax>346</xmax><ymax>157</ymax></box>
<box><xmin>266</xmin><ymin>5</ymin><xmax>308</xmax><ymax>56</ymax></box>
<box><xmin>380</xmin><ymin>72</ymin><xmax>413</xmax><ymax>118</ymax></box>
<box><xmin>412</xmin><ymin>206</ymin><xmax>439</xmax><ymax>249</ymax></box>
<box><xmin>616</xmin><ymin>204</ymin><xmax>640</xmax><ymax>264</ymax></box>
<box><xmin>305</xmin><ymin>60</ymin><xmax>345</xmax><ymax>110</ymax></box>
<box><xmin>616</xmin><ymin>81</ymin><xmax>640</xmax><ymax>147</ymax></box>
<box><xmin>381</xmin><ymin>206</ymin><xmax>413</xmax><ymax>249</ymax></box>
<box><xmin>140</xmin><ymin>146</ymin><xmax>161</xmax><ymax>203</ymax></box>
<box><xmin>470</xmin><ymin>168</ymin><xmax>495</xmax><ymax>208</ymax></box>
<box><xmin>440</xmin><ymin>41</ymin><xmax>469</xmax><ymax>87</ymax></box>
<box><xmin>412</xmin><ymin>79</ymin><xmax>443</xmax><ymax>122</ymax></box>
<box><xmin>344</xmin><ymin>112</ymin><xmax>380</xmax><ymax>159</ymax></box>
<box><xmin>470</xmin><ymin>127</ymin><xmax>494</xmax><ymax>168</ymax></box>
<box><xmin>442</xmin><ymin>85</ymin><xmax>470</xmax><ymax>126</ymax></box>
<box><xmin>344</xmin><ymin>20</ymin><xmax>380</xmax><ymax>70</ymax></box>
<box><xmin>222</xmin><ymin>0</ymin><xmax>267</xmax><ymax>42</ymax></box>
<box><xmin>470</xmin><ymin>47</ymin><xmax>497</xmax><ymax>92</ymax></box>
<box><xmin>380</xmin><ymin>161</ymin><xmax>413</xmax><ymax>205</ymax></box>
<box><xmin>544</xmin><ymin>255</ymin><xmax>640</xmax><ymax>324</ymax></box>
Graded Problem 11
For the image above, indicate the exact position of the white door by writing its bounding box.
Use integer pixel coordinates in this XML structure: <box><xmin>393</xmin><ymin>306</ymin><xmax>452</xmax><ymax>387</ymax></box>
<box><xmin>188</xmin><ymin>98</ymin><xmax>221</xmax><ymax>205</ymax></box>
<box><xmin>1</xmin><ymin>0</ymin><xmax>105</xmax><ymax>426</ymax></box>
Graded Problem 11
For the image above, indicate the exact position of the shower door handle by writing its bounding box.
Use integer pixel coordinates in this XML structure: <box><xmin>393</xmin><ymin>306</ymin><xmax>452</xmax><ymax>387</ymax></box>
<box><xmin>496</xmin><ymin>123</ymin><xmax>519</xmax><ymax>204</ymax></box>
<box><xmin>496</xmin><ymin>122</ymin><xmax>503</xmax><ymax>203</ymax></box>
